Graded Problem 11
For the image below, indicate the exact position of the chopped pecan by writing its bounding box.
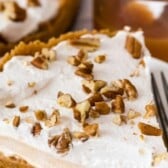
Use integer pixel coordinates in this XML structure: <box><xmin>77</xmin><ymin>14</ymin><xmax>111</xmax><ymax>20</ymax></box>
<box><xmin>57</xmin><ymin>93</ymin><xmax>76</xmax><ymax>108</ymax></box>
<box><xmin>13</xmin><ymin>116</ymin><xmax>20</xmax><ymax>127</ymax></box>
<box><xmin>138</xmin><ymin>122</ymin><xmax>162</xmax><ymax>136</ymax></box>
<box><xmin>95</xmin><ymin>101</ymin><xmax>110</xmax><ymax>115</ymax></box>
<box><xmin>34</xmin><ymin>110</ymin><xmax>47</xmax><ymax>121</ymax></box>
<box><xmin>27</xmin><ymin>0</ymin><xmax>41</xmax><ymax>7</ymax></box>
<box><xmin>76</xmin><ymin>49</ymin><xmax>88</xmax><ymax>62</ymax></box>
<box><xmin>70</xmin><ymin>37</ymin><xmax>100</xmax><ymax>52</ymax></box>
<box><xmin>4</xmin><ymin>2</ymin><xmax>27</xmax><ymax>22</ymax></box>
<box><xmin>19</xmin><ymin>106</ymin><xmax>29</xmax><ymax>113</ymax></box>
<box><xmin>41</xmin><ymin>48</ymin><xmax>56</xmax><ymax>62</ymax></box>
<box><xmin>45</xmin><ymin>109</ymin><xmax>60</xmax><ymax>127</ymax></box>
<box><xmin>31</xmin><ymin>123</ymin><xmax>42</xmax><ymax>136</ymax></box>
<box><xmin>75</xmin><ymin>69</ymin><xmax>93</xmax><ymax>80</ymax></box>
<box><xmin>112</xmin><ymin>95</ymin><xmax>125</xmax><ymax>113</ymax></box>
<box><xmin>67</xmin><ymin>56</ymin><xmax>80</xmax><ymax>66</ymax></box>
<box><xmin>88</xmin><ymin>93</ymin><xmax>104</xmax><ymax>106</ymax></box>
<box><xmin>5</xmin><ymin>101</ymin><xmax>16</xmax><ymax>108</ymax></box>
<box><xmin>89</xmin><ymin>109</ymin><xmax>100</xmax><ymax>118</ymax></box>
<box><xmin>49</xmin><ymin>128</ymin><xmax>72</xmax><ymax>153</ymax></box>
<box><xmin>94</xmin><ymin>55</ymin><xmax>106</xmax><ymax>64</ymax></box>
<box><xmin>73</xmin><ymin>101</ymin><xmax>91</xmax><ymax>124</ymax></box>
<box><xmin>82</xmin><ymin>80</ymin><xmax>107</xmax><ymax>93</ymax></box>
<box><xmin>28</xmin><ymin>82</ymin><xmax>36</xmax><ymax>88</ymax></box>
<box><xmin>125</xmin><ymin>35</ymin><xmax>142</xmax><ymax>59</ymax></box>
<box><xmin>73</xmin><ymin>131</ymin><xmax>89</xmax><ymax>142</ymax></box>
<box><xmin>122</xmin><ymin>79</ymin><xmax>138</xmax><ymax>100</ymax></box>
<box><xmin>83</xmin><ymin>123</ymin><xmax>99</xmax><ymax>136</ymax></box>
<box><xmin>144</xmin><ymin>103</ymin><xmax>156</xmax><ymax>118</ymax></box>
<box><xmin>31</xmin><ymin>56</ymin><xmax>48</xmax><ymax>70</ymax></box>
<box><xmin>127</xmin><ymin>109</ymin><xmax>141</xmax><ymax>120</ymax></box>
<box><xmin>112</xmin><ymin>114</ymin><xmax>127</xmax><ymax>126</ymax></box>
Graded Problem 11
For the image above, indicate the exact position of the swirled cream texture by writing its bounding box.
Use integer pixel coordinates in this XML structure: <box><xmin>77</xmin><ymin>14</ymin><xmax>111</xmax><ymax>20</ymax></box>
<box><xmin>0</xmin><ymin>0</ymin><xmax>59</xmax><ymax>42</ymax></box>
<box><xmin>0</xmin><ymin>30</ymin><xmax>168</xmax><ymax>168</ymax></box>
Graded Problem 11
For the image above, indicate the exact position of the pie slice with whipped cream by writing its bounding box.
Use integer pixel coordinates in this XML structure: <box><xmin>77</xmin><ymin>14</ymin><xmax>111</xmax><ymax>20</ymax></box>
<box><xmin>0</xmin><ymin>29</ymin><xmax>168</xmax><ymax>168</ymax></box>
<box><xmin>0</xmin><ymin>0</ymin><xmax>80</xmax><ymax>55</ymax></box>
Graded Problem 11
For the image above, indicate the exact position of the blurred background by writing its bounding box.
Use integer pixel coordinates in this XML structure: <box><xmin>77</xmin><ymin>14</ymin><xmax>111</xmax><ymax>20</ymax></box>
<box><xmin>73</xmin><ymin>0</ymin><xmax>168</xmax><ymax>62</ymax></box>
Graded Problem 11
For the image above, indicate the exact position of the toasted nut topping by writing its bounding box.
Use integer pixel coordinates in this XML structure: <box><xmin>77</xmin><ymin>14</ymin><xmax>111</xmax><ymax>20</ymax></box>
<box><xmin>130</xmin><ymin>69</ymin><xmax>140</xmax><ymax>77</ymax></box>
<box><xmin>31</xmin><ymin>56</ymin><xmax>48</xmax><ymax>70</ymax></box>
<box><xmin>112</xmin><ymin>114</ymin><xmax>126</xmax><ymax>126</ymax></box>
<box><xmin>125</xmin><ymin>35</ymin><xmax>142</xmax><ymax>59</ymax></box>
<box><xmin>73</xmin><ymin>101</ymin><xmax>91</xmax><ymax>124</ymax></box>
<box><xmin>27</xmin><ymin>0</ymin><xmax>41</xmax><ymax>7</ymax></box>
<box><xmin>144</xmin><ymin>103</ymin><xmax>156</xmax><ymax>118</ymax></box>
<box><xmin>41</xmin><ymin>48</ymin><xmax>56</xmax><ymax>62</ymax></box>
<box><xmin>82</xmin><ymin>80</ymin><xmax>107</xmax><ymax>93</ymax></box>
<box><xmin>95</xmin><ymin>101</ymin><xmax>110</xmax><ymax>115</ymax></box>
<box><xmin>28</xmin><ymin>82</ymin><xmax>36</xmax><ymax>88</ymax></box>
<box><xmin>34</xmin><ymin>110</ymin><xmax>47</xmax><ymax>121</ymax></box>
<box><xmin>4</xmin><ymin>2</ymin><xmax>27</xmax><ymax>22</ymax></box>
<box><xmin>139</xmin><ymin>59</ymin><xmax>146</xmax><ymax>68</ymax></box>
<box><xmin>78</xmin><ymin>61</ymin><xmax>93</xmax><ymax>73</ymax></box>
<box><xmin>89</xmin><ymin>109</ymin><xmax>100</xmax><ymax>118</ymax></box>
<box><xmin>19</xmin><ymin>106</ymin><xmax>29</xmax><ymax>113</ymax></box>
<box><xmin>75</xmin><ymin>69</ymin><xmax>93</xmax><ymax>80</ymax></box>
<box><xmin>57</xmin><ymin>93</ymin><xmax>76</xmax><ymax>108</ymax></box>
<box><xmin>12</xmin><ymin>116</ymin><xmax>20</xmax><ymax>127</ymax></box>
<box><xmin>73</xmin><ymin>131</ymin><xmax>89</xmax><ymax>142</ymax></box>
<box><xmin>45</xmin><ymin>109</ymin><xmax>60</xmax><ymax>127</ymax></box>
<box><xmin>123</xmin><ymin>79</ymin><xmax>138</xmax><ymax>100</ymax></box>
<box><xmin>83</xmin><ymin>123</ymin><xmax>99</xmax><ymax>136</ymax></box>
<box><xmin>5</xmin><ymin>101</ymin><xmax>16</xmax><ymax>108</ymax></box>
<box><xmin>94</xmin><ymin>55</ymin><xmax>106</xmax><ymax>64</ymax></box>
<box><xmin>138</xmin><ymin>122</ymin><xmax>162</xmax><ymax>136</ymax></box>
<box><xmin>76</xmin><ymin>49</ymin><xmax>88</xmax><ymax>62</ymax></box>
<box><xmin>48</xmin><ymin>128</ymin><xmax>72</xmax><ymax>153</ymax></box>
<box><xmin>67</xmin><ymin>56</ymin><xmax>80</xmax><ymax>66</ymax></box>
<box><xmin>88</xmin><ymin>93</ymin><xmax>104</xmax><ymax>106</ymax></box>
<box><xmin>100</xmin><ymin>82</ymin><xmax>124</xmax><ymax>99</ymax></box>
<box><xmin>127</xmin><ymin>109</ymin><xmax>141</xmax><ymax>120</ymax></box>
<box><xmin>112</xmin><ymin>95</ymin><xmax>125</xmax><ymax>113</ymax></box>
<box><xmin>152</xmin><ymin>153</ymin><xmax>168</xmax><ymax>166</ymax></box>
<box><xmin>70</xmin><ymin>37</ymin><xmax>100</xmax><ymax>52</ymax></box>
<box><xmin>31</xmin><ymin>123</ymin><xmax>42</xmax><ymax>136</ymax></box>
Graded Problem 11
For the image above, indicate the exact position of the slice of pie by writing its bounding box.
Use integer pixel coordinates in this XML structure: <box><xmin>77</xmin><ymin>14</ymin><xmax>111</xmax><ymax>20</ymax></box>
<box><xmin>0</xmin><ymin>29</ymin><xmax>167</xmax><ymax>168</ymax></box>
<box><xmin>0</xmin><ymin>0</ymin><xmax>80</xmax><ymax>56</ymax></box>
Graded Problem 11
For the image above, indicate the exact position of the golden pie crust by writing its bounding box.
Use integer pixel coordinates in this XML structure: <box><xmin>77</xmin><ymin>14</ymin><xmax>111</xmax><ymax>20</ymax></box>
<box><xmin>0</xmin><ymin>0</ymin><xmax>80</xmax><ymax>56</ymax></box>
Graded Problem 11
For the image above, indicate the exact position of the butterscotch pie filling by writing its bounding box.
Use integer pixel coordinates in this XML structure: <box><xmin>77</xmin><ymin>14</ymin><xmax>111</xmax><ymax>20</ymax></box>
<box><xmin>0</xmin><ymin>30</ymin><xmax>168</xmax><ymax>168</ymax></box>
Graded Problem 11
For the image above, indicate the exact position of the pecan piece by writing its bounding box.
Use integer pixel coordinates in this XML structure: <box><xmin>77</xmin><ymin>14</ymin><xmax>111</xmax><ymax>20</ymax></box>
<box><xmin>31</xmin><ymin>123</ymin><xmax>42</xmax><ymax>136</ymax></box>
<box><xmin>45</xmin><ymin>109</ymin><xmax>60</xmax><ymax>127</ymax></box>
<box><xmin>4</xmin><ymin>2</ymin><xmax>27</xmax><ymax>22</ymax></box>
<box><xmin>27</xmin><ymin>0</ymin><xmax>41</xmax><ymax>7</ymax></box>
<box><xmin>125</xmin><ymin>35</ymin><xmax>142</xmax><ymax>59</ymax></box>
<box><xmin>138</xmin><ymin>122</ymin><xmax>162</xmax><ymax>136</ymax></box>
<box><xmin>67</xmin><ymin>56</ymin><xmax>80</xmax><ymax>66</ymax></box>
<box><xmin>122</xmin><ymin>79</ymin><xmax>138</xmax><ymax>100</ymax></box>
<box><xmin>5</xmin><ymin>101</ymin><xmax>16</xmax><ymax>108</ymax></box>
<box><xmin>34</xmin><ymin>110</ymin><xmax>47</xmax><ymax>121</ymax></box>
<box><xmin>95</xmin><ymin>101</ymin><xmax>110</xmax><ymax>115</ymax></box>
<box><xmin>31</xmin><ymin>56</ymin><xmax>48</xmax><ymax>70</ymax></box>
<box><xmin>73</xmin><ymin>101</ymin><xmax>91</xmax><ymax>124</ymax></box>
<box><xmin>57</xmin><ymin>93</ymin><xmax>76</xmax><ymax>108</ymax></box>
<box><xmin>73</xmin><ymin>131</ymin><xmax>89</xmax><ymax>142</ymax></box>
<box><xmin>83</xmin><ymin>123</ymin><xmax>99</xmax><ymax>136</ymax></box>
<box><xmin>112</xmin><ymin>114</ymin><xmax>127</xmax><ymax>126</ymax></box>
<box><xmin>94</xmin><ymin>55</ymin><xmax>106</xmax><ymax>64</ymax></box>
<box><xmin>144</xmin><ymin>103</ymin><xmax>156</xmax><ymax>118</ymax></box>
<box><xmin>19</xmin><ymin>106</ymin><xmax>29</xmax><ymax>113</ymax></box>
<box><xmin>88</xmin><ymin>93</ymin><xmax>104</xmax><ymax>106</ymax></box>
<box><xmin>13</xmin><ymin>116</ymin><xmax>20</xmax><ymax>127</ymax></box>
<box><xmin>127</xmin><ymin>109</ymin><xmax>141</xmax><ymax>120</ymax></box>
<box><xmin>112</xmin><ymin>95</ymin><xmax>125</xmax><ymax>113</ymax></box>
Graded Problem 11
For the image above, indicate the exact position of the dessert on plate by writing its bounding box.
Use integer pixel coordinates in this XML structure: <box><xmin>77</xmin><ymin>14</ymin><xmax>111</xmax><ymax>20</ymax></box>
<box><xmin>0</xmin><ymin>0</ymin><xmax>80</xmax><ymax>56</ymax></box>
<box><xmin>0</xmin><ymin>29</ymin><xmax>168</xmax><ymax>168</ymax></box>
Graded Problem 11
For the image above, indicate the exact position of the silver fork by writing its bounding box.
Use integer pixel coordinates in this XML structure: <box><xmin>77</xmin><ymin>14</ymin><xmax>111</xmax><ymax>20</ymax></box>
<box><xmin>151</xmin><ymin>72</ymin><xmax>168</xmax><ymax>150</ymax></box>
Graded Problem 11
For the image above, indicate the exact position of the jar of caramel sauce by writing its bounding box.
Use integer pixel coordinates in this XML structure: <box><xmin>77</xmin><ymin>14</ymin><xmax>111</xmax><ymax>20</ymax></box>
<box><xmin>94</xmin><ymin>0</ymin><xmax>168</xmax><ymax>61</ymax></box>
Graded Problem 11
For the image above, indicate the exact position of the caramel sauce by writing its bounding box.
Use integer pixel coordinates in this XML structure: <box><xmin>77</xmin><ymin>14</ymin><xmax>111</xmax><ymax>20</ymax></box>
<box><xmin>94</xmin><ymin>0</ymin><xmax>168</xmax><ymax>61</ymax></box>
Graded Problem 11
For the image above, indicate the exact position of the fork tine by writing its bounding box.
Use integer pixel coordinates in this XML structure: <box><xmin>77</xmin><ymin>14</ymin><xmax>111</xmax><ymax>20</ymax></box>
<box><xmin>161</xmin><ymin>72</ymin><xmax>168</xmax><ymax>104</ymax></box>
<box><xmin>151</xmin><ymin>73</ymin><xmax>168</xmax><ymax>146</ymax></box>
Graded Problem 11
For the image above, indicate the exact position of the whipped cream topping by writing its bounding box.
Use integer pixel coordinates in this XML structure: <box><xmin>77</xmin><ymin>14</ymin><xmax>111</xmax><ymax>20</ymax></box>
<box><xmin>0</xmin><ymin>0</ymin><xmax>59</xmax><ymax>43</ymax></box>
<box><xmin>0</xmin><ymin>30</ymin><xmax>168</xmax><ymax>168</ymax></box>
